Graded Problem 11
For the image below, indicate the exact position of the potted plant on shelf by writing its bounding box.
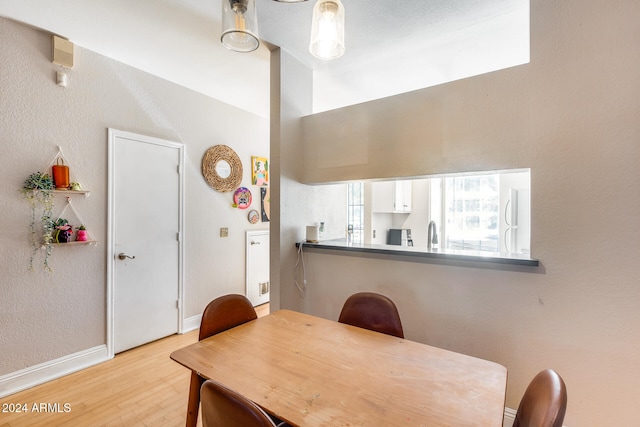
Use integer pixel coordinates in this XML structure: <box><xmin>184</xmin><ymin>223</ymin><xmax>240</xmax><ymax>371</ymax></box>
<box><xmin>52</xmin><ymin>218</ymin><xmax>73</xmax><ymax>243</ymax></box>
<box><xmin>21</xmin><ymin>172</ymin><xmax>55</xmax><ymax>270</ymax></box>
<box><xmin>76</xmin><ymin>225</ymin><xmax>88</xmax><ymax>242</ymax></box>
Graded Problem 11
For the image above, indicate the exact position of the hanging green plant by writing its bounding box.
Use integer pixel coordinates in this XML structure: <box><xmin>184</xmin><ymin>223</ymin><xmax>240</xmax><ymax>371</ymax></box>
<box><xmin>21</xmin><ymin>172</ymin><xmax>55</xmax><ymax>271</ymax></box>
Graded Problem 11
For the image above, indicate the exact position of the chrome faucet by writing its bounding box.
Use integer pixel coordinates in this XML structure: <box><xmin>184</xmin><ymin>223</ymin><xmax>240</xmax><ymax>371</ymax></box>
<box><xmin>428</xmin><ymin>220</ymin><xmax>438</xmax><ymax>250</ymax></box>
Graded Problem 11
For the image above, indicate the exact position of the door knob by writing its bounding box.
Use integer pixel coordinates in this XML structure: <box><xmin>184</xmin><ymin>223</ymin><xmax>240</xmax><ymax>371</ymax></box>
<box><xmin>250</xmin><ymin>241</ymin><xmax>261</xmax><ymax>245</ymax></box>
<box><xmin>118</xmin><ymin>253</ymin><xmax>136</xmax><ymax>260</ymax></box>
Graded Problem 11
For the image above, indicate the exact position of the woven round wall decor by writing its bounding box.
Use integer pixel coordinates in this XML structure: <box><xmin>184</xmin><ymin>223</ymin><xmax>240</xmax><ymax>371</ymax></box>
<box><xmin>202</xmin><ymin>145</ymin><xmax>243</xmax><ymax>192</ymax></box>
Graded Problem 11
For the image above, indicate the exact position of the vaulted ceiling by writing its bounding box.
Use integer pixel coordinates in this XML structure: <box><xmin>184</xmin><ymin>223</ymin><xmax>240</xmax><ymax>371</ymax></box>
<box><xmin>0</xmin><ymin>0</ymin><xmax>528</xmax><ymax>117</ymax></box>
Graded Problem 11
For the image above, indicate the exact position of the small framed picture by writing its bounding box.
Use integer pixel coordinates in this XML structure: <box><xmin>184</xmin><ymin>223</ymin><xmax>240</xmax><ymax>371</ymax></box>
<box><xmin>251</xmin><ymin>156</ymin><xmax>269</xmax><ymax>186</ymax></box>
<box><xmin>233</xmin><ymin>187</ymin><xmax>252</xmax><ymax>209</ymax></box>
<box><xmin>248</xmin><ymin>209</ymin><xmax>260</xmax><ymax>224</ymax></box>
<box><xmin>261</xmin><ymin>187</ymin><xmax>270</xmax><ymax>222</ymax></box>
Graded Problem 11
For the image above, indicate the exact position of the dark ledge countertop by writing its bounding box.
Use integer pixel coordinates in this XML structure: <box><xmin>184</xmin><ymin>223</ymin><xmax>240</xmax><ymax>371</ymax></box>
<box><xmin>297</xmin><ymin>239</ymin><xmax>539</xmax><ymax>267</ymax></box>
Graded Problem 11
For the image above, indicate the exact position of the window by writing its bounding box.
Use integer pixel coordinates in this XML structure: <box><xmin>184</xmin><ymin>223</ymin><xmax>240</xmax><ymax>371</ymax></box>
<box><xmin>432</xmin><ymin>170</ymin><xmax>530</xmax><ymax>255</ymax></box>
<box><xmin>347</xmin><ymin>182</ymin><xmax>364</xmax><ymax>244</ymax></box>
<box><xmin>444</xmin><ymin>174</ymin><xmax>499</xmax><ymax>252</ymax></box>
<box><xmin>346</xmin><ymin>169</ymin><xmax>530</xmax><ymax>257</ymax></box>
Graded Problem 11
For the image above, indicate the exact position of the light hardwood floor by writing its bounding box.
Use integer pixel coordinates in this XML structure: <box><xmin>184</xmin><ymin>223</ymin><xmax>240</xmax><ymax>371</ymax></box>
<box><xmin>0</xmin><ymin>303</ymin><xmax>270</xmax><ymax>427</ymax></box>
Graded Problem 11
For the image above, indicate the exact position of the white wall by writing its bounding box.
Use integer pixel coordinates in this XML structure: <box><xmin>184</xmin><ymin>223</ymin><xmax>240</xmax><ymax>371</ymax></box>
<box><xmin>278</xmin><ymin>1</ymin><xmax>640</xmax><ymax>425</ymax></box>
<box><xmin>0</xmin><ymin>17</ymin><xmax>268</xmax><ymax>378</ymax></box>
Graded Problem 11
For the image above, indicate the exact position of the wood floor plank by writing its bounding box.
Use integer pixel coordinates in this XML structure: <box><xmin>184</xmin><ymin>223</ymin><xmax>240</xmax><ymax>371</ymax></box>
<box><xmin>0</xmin><ymin>328</ymin><xmax>197</xmax><ymax>427</ymax></box>
<box><xmin>0</xmin><ymin>303</ymin><xmax>269</xmax><ymax>427</ymax></box>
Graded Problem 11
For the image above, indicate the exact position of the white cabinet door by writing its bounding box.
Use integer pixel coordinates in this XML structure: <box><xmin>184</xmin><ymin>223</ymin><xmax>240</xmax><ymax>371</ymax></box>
<box><xmin>372</xmin><ymin>180</ymin><xmax>412</xmax><ymax>213</ymax></box>
<box><xmin>372</xmin><ymin>181</ymin><xmax>394</xmax><ymax>212</ymax></box>
<box><xmin>394</xmin><ymin>181</ymin><xmax>412</xmax><ymax>212</ymax></box>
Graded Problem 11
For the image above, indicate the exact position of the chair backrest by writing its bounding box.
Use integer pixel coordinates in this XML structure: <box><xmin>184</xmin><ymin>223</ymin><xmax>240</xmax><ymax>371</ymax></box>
<box><xmin>201</xmin><ymin>379</ymin><xmax>277</xmax><ymax>427</ymax></box>
<box><xmin>338</xmin><ymin>292</ymin><xmax>404</xmax><ymax>338</ymax></box>
<box><xmin>199</xmin><ymin>294</ymin><xmax>258</xmax><ymax>341</ymax></box>
<box><xmin>512</xmin><ymin>369</ymin><xmax>567</xmax><ymax>427</ymax></box>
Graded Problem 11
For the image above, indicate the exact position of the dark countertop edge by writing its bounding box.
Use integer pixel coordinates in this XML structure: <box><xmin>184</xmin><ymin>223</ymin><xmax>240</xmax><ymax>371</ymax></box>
<box><xmin>296</xmin><ymin>241</ymin><xmax>540</xmax><ymax>267</ymax></box>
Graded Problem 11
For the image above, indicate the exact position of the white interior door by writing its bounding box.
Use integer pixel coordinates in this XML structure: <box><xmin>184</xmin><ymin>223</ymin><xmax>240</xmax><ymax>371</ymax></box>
<box><xmin>108</xmin><ymin>129</ymin><xmax>184</xmax><ymax>354</ymax></box>
<box><xmin>246</xmin><ymin>230</ymin><xmax>269</xmax><ymax>306</ymax></box>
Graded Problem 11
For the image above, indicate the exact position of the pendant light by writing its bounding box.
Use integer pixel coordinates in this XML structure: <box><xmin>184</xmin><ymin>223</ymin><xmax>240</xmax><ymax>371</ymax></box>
<box><xmin>309</xmin><ymin>0</ymin><xmax>345</xmax><ymax>60</ymax></box>
<box><xmin>221</xmin><ymin>0</ymin><xmax>260</xmax><ymax>52</ymax></box>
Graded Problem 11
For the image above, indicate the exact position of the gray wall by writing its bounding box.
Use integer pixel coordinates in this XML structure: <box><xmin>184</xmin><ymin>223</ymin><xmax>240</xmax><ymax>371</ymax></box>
<box><xmin>278</xmin><ymin>1</ymin><xmax>640</xmax><ymax>426</ymax></box>
<box><xmin>269</xmin><ymin>48</ymin><xmax>348</xmax><ymax>315</ymax></box>
<box><xmin>0</xmin><ymin>17</ymin><xmax>268</xmax><ymax>375</ymax></box>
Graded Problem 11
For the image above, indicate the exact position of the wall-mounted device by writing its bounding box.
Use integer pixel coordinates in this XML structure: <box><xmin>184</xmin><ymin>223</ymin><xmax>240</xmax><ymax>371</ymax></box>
<box><xmin>52</xmin><ymin>35</ymin><xmax>74</xmax><ymax>68</ymax></box>
<box><xmin>52</xmin><ymin>35</ymin><xmax>74</xmax><ymax>88</ymax></box>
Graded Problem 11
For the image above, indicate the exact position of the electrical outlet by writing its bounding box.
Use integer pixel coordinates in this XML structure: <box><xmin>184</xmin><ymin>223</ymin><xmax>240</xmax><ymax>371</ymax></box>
<box><xmin>220</xmin><ymin>227</ymin><xmax>228</xmax><ymax>237</ymax></box>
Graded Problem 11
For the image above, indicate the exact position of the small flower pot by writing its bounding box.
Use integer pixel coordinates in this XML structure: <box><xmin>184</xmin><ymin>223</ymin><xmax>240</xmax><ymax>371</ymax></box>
<box><xmin>76</xmin><ymin>229</ymin><xmax>88</xmax><ymax>242</ymax></box>
<box><xmin>54</xmin><ymin>228</ymin><xmax>73</xmax><ymax>243</ymax></box>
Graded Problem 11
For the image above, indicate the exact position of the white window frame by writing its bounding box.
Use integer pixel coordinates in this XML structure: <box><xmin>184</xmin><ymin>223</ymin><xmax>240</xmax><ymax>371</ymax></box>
<box><xmin>347</xmin><ymin>182</ymin><xmax>364</xmax><ymax>244</ymax></box>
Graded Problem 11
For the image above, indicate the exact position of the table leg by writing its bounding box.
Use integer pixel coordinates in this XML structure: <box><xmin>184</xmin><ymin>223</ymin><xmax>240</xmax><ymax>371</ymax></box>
<box><xmin>185</xmin><ymin>371</ymin><xmax>205</xmax><ymax>427</ymax></box>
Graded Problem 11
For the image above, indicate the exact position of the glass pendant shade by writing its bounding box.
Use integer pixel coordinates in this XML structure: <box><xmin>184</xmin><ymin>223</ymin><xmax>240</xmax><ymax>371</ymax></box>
<box><xmin>309</xmin><ymin>0</ymin><xmax>345</xmax><ymax>60</ymax></box>
<box><xmin>221</xmin><ymin>0</ymin><xmax>260</xmax><ymax>52</ymax></box>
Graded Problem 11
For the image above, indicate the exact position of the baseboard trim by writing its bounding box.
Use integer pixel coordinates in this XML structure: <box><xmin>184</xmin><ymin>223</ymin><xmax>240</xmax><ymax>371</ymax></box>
<box><xmin>0</xmin><ymin>344</ymin><xmax>110</xmax><ymax>398</ymax></box>
<box><xmin>503</xmin><ymin>407</ymin><xmax>517</xmax><ymax>427</ymax></box>
<box><xmin>182</xmin><ymin>314</ymin><xmax>201</xmax><ymax>333</ymax></box>
<box><xmin>502</xmin><ymin>407</ymin><xmax>567</xmax><ymax>427</ymax></box>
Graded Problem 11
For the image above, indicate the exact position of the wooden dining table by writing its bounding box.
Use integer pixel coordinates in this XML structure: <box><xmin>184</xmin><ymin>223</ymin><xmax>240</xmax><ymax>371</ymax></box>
<box><xmin>170</xmin><ymin>309</ymin><xmax>507</xmax><ymax>426</ymax></box>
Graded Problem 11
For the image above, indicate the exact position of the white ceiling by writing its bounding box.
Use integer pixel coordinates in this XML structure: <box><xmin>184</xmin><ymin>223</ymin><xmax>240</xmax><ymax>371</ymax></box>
<box><xmin>0</xmin><ymin>0</ymin><xmax>528</xmax><ymax>118</ymax></box>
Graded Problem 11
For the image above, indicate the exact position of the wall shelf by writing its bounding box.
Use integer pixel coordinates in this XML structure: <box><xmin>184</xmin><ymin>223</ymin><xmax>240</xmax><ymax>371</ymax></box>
<box><xmin>53</xmin><ymin>189</ymin><xmax>90</xmax><ymax>196</ymax></box>
<box><xmin>52</xmin><ymin>194</ymin><xmax>96</xmax><ymax>244</ymax></box>
<box><xmin>22</xmin><ymin>148</ymin><xmax>97</xmax><ymax>264</ymax></box>
<box><xmin>51</xmin><ymin>240</ymin><xmax>98</xmax><ymax>246</ymax></box>
<box><xmin>46</xmin><ymin>147</ymin><xmax>95</xmax><ymax>244</ymax></box>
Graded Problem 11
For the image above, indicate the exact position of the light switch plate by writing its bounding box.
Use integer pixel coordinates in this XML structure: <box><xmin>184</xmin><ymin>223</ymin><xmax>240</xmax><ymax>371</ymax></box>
<box><xmin>220</xmin><ymin>227</ymin><xmax>228</xmax><ymax>237</ymax></box>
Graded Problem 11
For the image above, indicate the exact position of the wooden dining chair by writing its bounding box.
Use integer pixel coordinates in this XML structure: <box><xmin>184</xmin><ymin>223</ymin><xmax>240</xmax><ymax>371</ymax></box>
<box><xmin>512</xmin><ymin>369</ymin><xmax>567</xmax><ymax>427</ymax></box>
<box><xmin>185</xmin><ymin>294</ymin><xmax>258</xmax><ymax>427</ymax></box>
<box><xmin>338</xmin><ymin>292</ymin><xmax>404</xmax><ymax>338</ymax></box>
<box><xmin>200</xmin><ymin>379</ymin><xmax>279</xmax><ymax>427</ymax></box>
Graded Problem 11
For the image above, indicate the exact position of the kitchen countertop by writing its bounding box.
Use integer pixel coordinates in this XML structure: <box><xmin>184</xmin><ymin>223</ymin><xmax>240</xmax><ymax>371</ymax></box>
<box><xmin>297</xmin><ymin>239</ymin><xmax>539</xmax><ymax>267</ymax></box>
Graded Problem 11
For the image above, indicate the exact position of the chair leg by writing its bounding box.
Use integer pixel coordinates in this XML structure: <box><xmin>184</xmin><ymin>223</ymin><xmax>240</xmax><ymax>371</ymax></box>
<box><xmin>186</xmin><ymin>372</ymin><xmax>205</xmax><ymax>427</ymax></box>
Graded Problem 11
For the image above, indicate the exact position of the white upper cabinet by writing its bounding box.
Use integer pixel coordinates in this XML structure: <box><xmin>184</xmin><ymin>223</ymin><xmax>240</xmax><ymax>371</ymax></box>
<box><xmin>372</xmin><ymin>180</ymin><xmax>412</xmax><ymax>213</ymax></box>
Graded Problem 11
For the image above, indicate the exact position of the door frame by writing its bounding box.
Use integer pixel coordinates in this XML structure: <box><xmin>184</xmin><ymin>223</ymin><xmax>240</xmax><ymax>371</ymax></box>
<box><xmin>106</xmin><ymin>128</ymin><xmax>185</xmax><ymax>359</ymax></box>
